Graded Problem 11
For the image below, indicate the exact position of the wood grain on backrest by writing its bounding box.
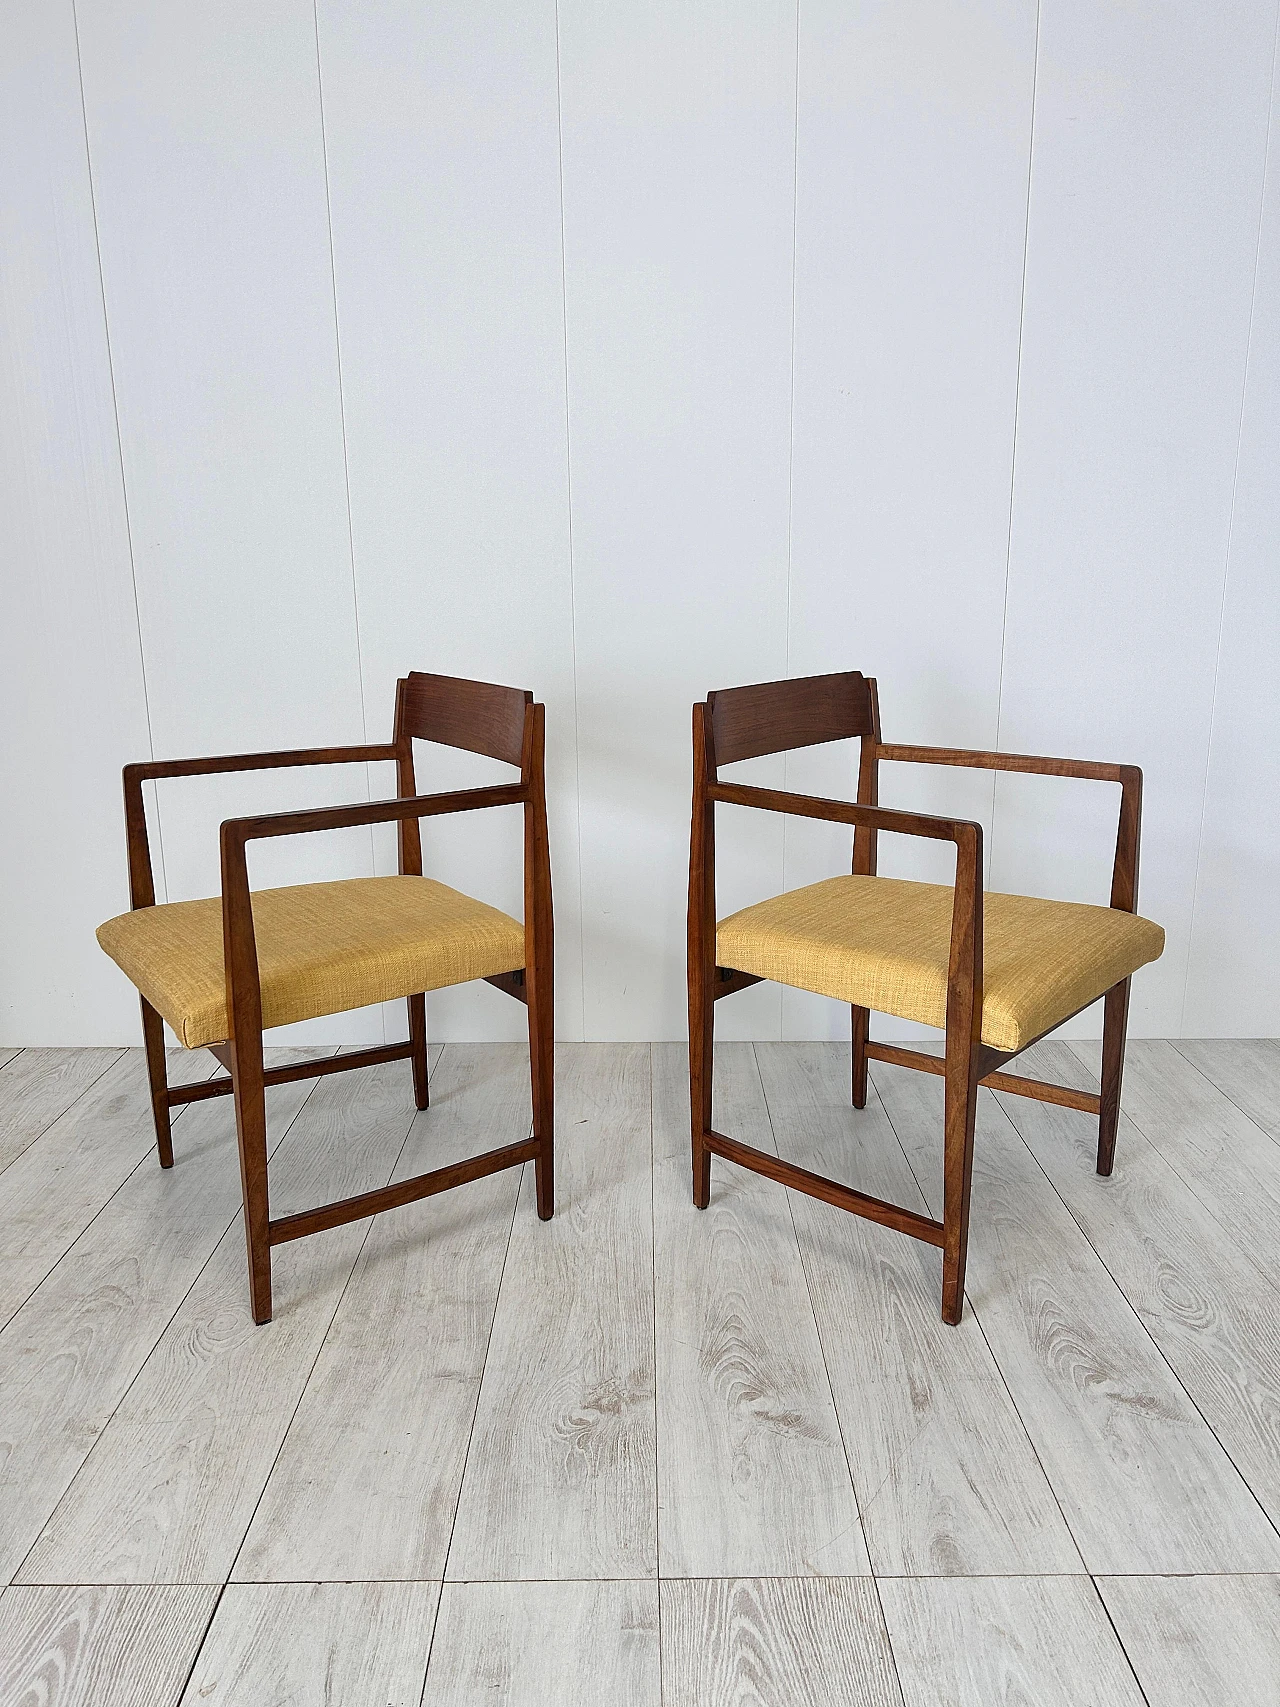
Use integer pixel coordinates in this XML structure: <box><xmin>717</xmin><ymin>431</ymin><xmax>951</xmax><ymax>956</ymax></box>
<box><xmin>395</xmin><ymin>672</ymin><xmax>532</xmax><ymax>766</ymax></box>
<box><xmin>707</xmin><ymin>671</ymin><xmax>874</xmax><ymax>765</ymax></box>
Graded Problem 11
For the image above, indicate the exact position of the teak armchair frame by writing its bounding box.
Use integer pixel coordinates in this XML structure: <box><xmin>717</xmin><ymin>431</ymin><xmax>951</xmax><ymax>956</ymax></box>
<box><xmin>687</xmin><ymin>671</ymin><xmax>1142</xmax><ymax>1324</ymax></box>
<box><xmin>123</xmin><ymin>671</ymin><xmax>554</xmax><ymax>1323</ymax></box>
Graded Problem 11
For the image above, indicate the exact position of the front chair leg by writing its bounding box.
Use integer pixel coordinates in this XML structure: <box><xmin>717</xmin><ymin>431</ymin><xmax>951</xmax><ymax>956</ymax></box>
<box><xmin>851</xmin><ymin>1004</ymin><xmax>870</xmax><ymax>1109</ymax></box>
<box><xmin>230</xmin><ymin>1044</ymin><xmax>273</xmax><ymax>1324</ymax></box>
<box><xmin>140</xmin><ymin>998</ymin><xmax>173</xmax><ymax>1168</ymax></box>
<box><xmin>527</xmin><ymin>962</ymin><xmax>554</xmax><ymax>1221</ymax></box>
<box><xmin>1097</xmin><ymin>977</ymin><xmax>1131</xmax><ymax>1177</ymax></box>
<box><xmin>941</xmin><ymin>1043</ymin><xmax>981</xmax><ymax>1325</ymax></box>
<box><xmin>407</xmin><ymin>992</ymin><xmax>430</xmax><ymax>1111</ymax></box>
<box><xmin>689</xmin><ymin>977</ymin><xmax>713</xmax><ymax>1210</ymax></box>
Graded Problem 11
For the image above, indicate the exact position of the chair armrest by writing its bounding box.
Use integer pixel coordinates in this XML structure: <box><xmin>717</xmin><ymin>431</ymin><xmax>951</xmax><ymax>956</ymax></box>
<box><xmin>705</xmin><ymin>781</ymin><xmax>984</xmax><ymax>1051</ymax></box>
<box><xmin>215</xmin><ymin>782</ymin><xmax>528</xmax><ymax>1046</ymax></box>
<box><xmin>876</xmin><ymin>742</ymin><xmax>1137</xmax><ymax>787</ymax></box>
<box><xmin>219</xmin><ymin>783</ymin><xmax>526</xmax><ymax>849</ymax></box>
<box><xmin>123</xmin><ymin>743</ymin><xmax>400</xmax><ymax>787</ymax></box>
<box><xmin>708</xmin><ymin>780</ymin><xmax>976</xmax><ymax>847</ymax></box>
<box><xmin>121</xmin><ymin>743</ymin><xmax>407</xmax><ymax>909</ymax></box>
<box><xmin>875</xmin><ymin>745</ymin><xmax>1143</xmax><ymax>912</ymax></box>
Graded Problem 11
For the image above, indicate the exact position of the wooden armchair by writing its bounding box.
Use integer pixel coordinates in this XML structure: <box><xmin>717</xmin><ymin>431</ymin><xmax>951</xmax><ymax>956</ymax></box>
<box><xmin>687</xmin><ymin>671</ymin><xmax>1163</xmax><ymax>1324</ymax></box>
<box><xmin>97</xmin><ymin>671</ymin><xmax>554</xmax><ymax>1323</ymax></box>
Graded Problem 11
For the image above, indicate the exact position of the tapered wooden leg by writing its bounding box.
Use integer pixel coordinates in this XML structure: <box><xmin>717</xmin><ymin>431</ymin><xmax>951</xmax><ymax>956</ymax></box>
<box><xmin>527</xmin><ymin>963</ymin><xmax>554</xmax><ymax>1222</ymax></box>
<box><xmin>407</xmin><ymin>992</ymin><xmax>430</xmax><ymax>1111</ymax></box>
<box><xmin>941</xmin><ymin>1042</ymin><xmax>981</xmax><ymax>1325</ymax></box>
<box><xmin>230</xmin><ymin>1037</ymin><xmax>272</xmax><ymax>1324</ymax></box>
<box><xmin>689</xmin><ymin>976</ymin><xmax>713</xmax><ymax>1210</ymax></box>
<box><xmin>1097</xmin><ymin>977</ymin><xmax>1130</xmax><ymax>1177</ymax></box>
<box><xmin>851</xmin><ymin>1005</ymin><xmax>870</xmax><ymax>1109</ymax></box>
<box><xmin>140</xmin><ymin>998</ymin><xmax>173</xmax><ymax>1168</ymax></box>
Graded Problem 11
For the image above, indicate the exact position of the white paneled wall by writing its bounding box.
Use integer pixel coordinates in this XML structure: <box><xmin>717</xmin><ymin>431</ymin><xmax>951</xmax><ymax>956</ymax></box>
<box><xmin>3</xmin><ymin>0</ymin><xmax>1278</xmax><ymax>1046</ymax></box>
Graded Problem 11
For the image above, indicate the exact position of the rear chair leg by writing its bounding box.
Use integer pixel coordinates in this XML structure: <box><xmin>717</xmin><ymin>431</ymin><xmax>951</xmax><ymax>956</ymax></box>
<box><xmin>1097</xmin><ymin>978</ymin><xmax>1131</xmax><ymax>1177</ymax></box>
<box><xmin>408</xmin><ymin>992</ymin><xmax>430</xmax><ymax>1111</ymax></box>
<box><xmin>941</xmin><ymin>1042</ymin><xmax>981</xmax><ymax>1326</ymax></box>
<box><xmin>230</xmin><ymin>1043</ymin><xmax>273</xmax><ymax>1324</ymax></box>
<box><xmin>528</xmin><ymin>964</ymin><xmax>554</xmax><ymax>1221</ymax></box>
<box><xmin>851</xmin><ymin>1004</ymin><xmax>870</xmax><ymax>1109</ymax></box>
<box><xmin>140</xmin><ymin>998</ymin><xmax>173</xmax><ymax>1168</ymax></box>
<box><xmin>689</xmin><ymin>978</ymin><xmax>713</xmax><ymax>1210</ymax></box>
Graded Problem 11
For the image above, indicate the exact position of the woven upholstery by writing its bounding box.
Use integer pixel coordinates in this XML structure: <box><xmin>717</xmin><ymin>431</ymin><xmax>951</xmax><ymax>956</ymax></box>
<box><xmin>717</xmin><ymin>874</ymin><xmax>1164</xmax><ymax>1054</ymax></box>
<box><xmin>97</xmin><ymin>875</ymin><xmax>525</xmax><ymax>1049</ymax></box>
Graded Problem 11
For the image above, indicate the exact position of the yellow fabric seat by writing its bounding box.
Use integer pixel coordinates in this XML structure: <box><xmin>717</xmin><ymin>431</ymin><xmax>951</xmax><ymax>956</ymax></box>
<box><xmin>97</xmin><ymin>875</ymin><xmax>525</xmax><ymax>1049</ymax></box>
<box><xmin>717</xmin><ymin>874</ymin><xmax>1164</xmax><ymax>1054</ymax></box>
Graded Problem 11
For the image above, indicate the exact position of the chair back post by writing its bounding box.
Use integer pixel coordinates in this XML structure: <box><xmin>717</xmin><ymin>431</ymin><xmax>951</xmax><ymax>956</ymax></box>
<box><xmin>392</xmin><ymin>677</ymin><xmax>424</xmax><ymax>878</ymax></box>
<box><xmin>688</xmin><ymin>701</ymin><xmax>718</xmax><ymax>979</ymax></box>
<box><xmin>521</xmin><ymin>701</ymin><xmax>554</xmax><ymax>993</ymax></box>
<box><xmin>852</xmin><ymin>677</ymin><xmax>882</xmax><ymax>877</ymax></box>
<box><xmin>521</xmin><ymin>700</ymin><xmax>555</xmax><ymax>1218</ymax></box>
<box><xmin>687</xmin><ymin>701</ymin><xmax>718</xmax><ymax>1203</ymax></box>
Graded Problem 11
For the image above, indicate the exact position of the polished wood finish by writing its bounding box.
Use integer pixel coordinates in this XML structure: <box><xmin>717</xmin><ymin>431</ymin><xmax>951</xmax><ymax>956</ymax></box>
<box><xmin>522</xmin><ymin>703</ymin><xmax>555</xmax><ymax>1221</ymax></box>
<box><xmin>941</xmin><ymin>821</ymin><xmax>983</xmax><ymax>1325</ymax></box>
<box><xmin>117</xmin><ymin>674</ymin><xmax>554</xmax><ymax>1322</ymax></box>
<box><xmin>865</xmin><ymin>1041</ymin><xmax>1102</xmax><ymax>1115</ymax></box>
<box><xmin>687</xmin><ymin>703</ymin><xmax>716</xmax><ymax>1210</ymax></box>
<box><xmin>139</xmin><ymin>999</ymin><xmax>173</xmax><ymax>1168</ymax></box>
<box><xmin>165</xmin><ymin>1042</ymin><xmax>416</xmax><ymax>1105</ymax></box>
<box><xmin>397</xmin><ymin>669</ymin><xmax>531</xmax><ymax>767</ymax></box>
<box><xmin>704</xmin><ymin>1129</ymin><xmax>945</xmax><ymax>1247</ymax></box>
<box><xmin>1097</xmin><ymin>978</ymin><xmax>1131</xmax><ymax>1175</ymax></box>
<box><xmin>268</xmin><ymin>1137</ymin><xmax>540</xmax><ymax>1247</ymax></box>
<box><xmin>851</xmin><ymin>680</ymin><xmax>882</xmax><ymax>1109</ymax></box>
<box><xmin>688</xmin><ymin>669</ymin><xmax>1147</xmax><ymax>1325</ymax></box>
<box><xmin>708</xmin><ymin>670</ymin><xmax>875</xmax><ymax>765</ymax></box>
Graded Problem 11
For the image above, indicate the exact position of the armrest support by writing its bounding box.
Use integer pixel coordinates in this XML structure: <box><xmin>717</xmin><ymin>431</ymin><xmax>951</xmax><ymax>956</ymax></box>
<box><xmin>217</xmin><ymin>782</ymin><xmax>528</xmax><ymax>1056</ymax></box>
<box><xmin>877</xmin><ymin>742</ymin><xmax>1135</xmax><ymax>787</ymax></box>
<box><xmin>124</xmin><ymin>743</ymin><xmax>400</xmax><ymax>787</ymax></box>
<box><xmin>875</xmin><ymin>744</ymin><xmax>1143</xmax><ymax>912</ymax></box>
<box><xmin>220</xmin><ymin>783</ymin><xmax>526</xmax><ymax>848</ymax></box>
<box><xmin>708</xmin><ymin>780</ymin><xmax>973</xmax><ymax>845</ymax></box>
<box><xmin>122</xmin><ymin>742</ymin><xmax>401</xmax><ymax>909</ymax></box>
<box><xmin>706</xmin><ymin>781</ymin><xmax>984</xmax><ymax>1052</ymax></box>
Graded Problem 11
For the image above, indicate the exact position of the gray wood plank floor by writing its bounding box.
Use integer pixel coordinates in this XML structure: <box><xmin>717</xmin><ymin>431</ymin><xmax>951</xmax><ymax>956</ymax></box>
<box><xmin>0</xmin><ymin>1038</ymin><xmax>1276</xmax><ymax>1703</ymax></box>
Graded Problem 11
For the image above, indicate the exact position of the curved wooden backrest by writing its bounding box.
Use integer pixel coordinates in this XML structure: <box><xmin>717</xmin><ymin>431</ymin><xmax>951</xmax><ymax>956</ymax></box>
<box><xmin>707</xmin><ymin>670</ymin><xmax>875</xmax><ymax>765</ymax></box>
<box><xmin>394</xmin><ymin>671</ymin><xmax>532</xmax><ymax>766</ymax></box>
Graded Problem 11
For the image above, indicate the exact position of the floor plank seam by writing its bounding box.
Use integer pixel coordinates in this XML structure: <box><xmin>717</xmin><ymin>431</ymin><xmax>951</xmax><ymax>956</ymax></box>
<box><xmin>867</xmin><ymin>1063</ymin><xmax>1091</xmax><ymax>1576</ymax></box>
<box><xmin>175</xmin><ymin>1577</ymin><xmax>229</xmax><ymax>1706</ymax></box>
<box><xmin>647</xmin><ymin>1046</ymin><xmax>666</xmax><ymax>1704</ymax></box>
<box><xmin>992</xmin><ymin>1076</ymin><xmax>1280</xmax><ymax>1556</ymax></box>
<box><xmin>1167</xmin><ymin>1039</ymin><xmax>1280</xmax><ymax>1154</ymax></box>
<box><xmin>5</xmin><ymin>1059</ymin><xmax>333</xmax><ymax>1588</ymax></box>
<box><xmin>0</xmin><ymin>1055</ymin><xmax>219</xmax><ymax>1340</ymax></box>
<box><xmin>1089</xmin><ymin>1572</ymin><xmax>1155</xmax><ymax>1707</ymax></box>
<box><xmin>430</xmin><ymin>1076</ymin><xmax>530</xmax><ymax>1598</ymax></box>
<box><xmin>0</xmin><ymin>1047</ymin><xmax>128</xmax><ymax>1185</ymax></box>
<box><xmin>749</xmin><ymin>1044</ymin><xmax>872</xmax><ymax>1541</ymax></box>
<box><xmin>1074</xmin><ymin>1043</ymin><xmax>1280</xmax><ymax>1265</ymax></box>
<box><xmin>221</xmin><ymin>1052</ymin><xmax>438</xmax><ymax>1589</ymax></box>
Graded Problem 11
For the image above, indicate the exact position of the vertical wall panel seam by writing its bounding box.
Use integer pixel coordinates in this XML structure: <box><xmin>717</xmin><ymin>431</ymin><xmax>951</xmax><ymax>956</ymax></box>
<box><xmin>312</xmin><ymin>0</ymin><xmax>383</xmax><ymax>1038</ymax></box>
<box><xmin>554</xmin><ymin>0</ymin><xmax>588</xmax><ymax>1042</ymax></box>
<box><xmin>1178</xmin><ymin>0</ymin><xmax>1280</xmax><ymax>1037</ymax></box>
<box><xmin>312</xmin><ymin>0</ymin><xmax>369</xmax><ymax>751</ymax></box>
<box><xmin>989</xmin><ymin>0</ymin><xmax>1043</xmax><ymax>892</ymax></box>
<box><xmin>777</xmin><ymin>0</ymin><xmax>802</xmax><ymax>1042</ymax></box>
<box><xmin>70</xmin><ymin>0</ymin><xmax>169</xmax><ymax>906</ymax></box>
